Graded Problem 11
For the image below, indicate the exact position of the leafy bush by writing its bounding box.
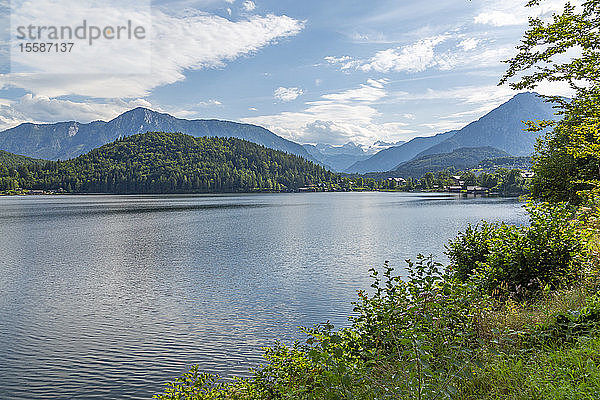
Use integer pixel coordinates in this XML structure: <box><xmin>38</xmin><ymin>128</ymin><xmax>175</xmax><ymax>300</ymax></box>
<box><xmin>481</xmin><ymin>203</ymin><xmax>583</xmax><ymax>300</ymax></box>
<box><xmin>347</xmin><ymin>255</ymin><xmax>485</xmax><ymax>399</ymax></box>
<box><xmin>445</xmin><ymin>222</ymin><xmax>494</xmax><ymax>281</ymax></box>
<box><xmin>447</xmin><ymin>203</ymin><xmax>584</xmax><ymax>300</ymax></box>
<box><xmin>153</xmin><ymin>366</ymin><xmax>227</xmax><ymax>400</ymax></box>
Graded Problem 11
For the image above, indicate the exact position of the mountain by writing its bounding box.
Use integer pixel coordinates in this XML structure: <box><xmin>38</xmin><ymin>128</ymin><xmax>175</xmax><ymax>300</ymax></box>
<box><xmin>346</xmin><ymin>92</ymin><xmax>557</xmax><ymax>174</ymax></box>
<box><xmin>391</xmin><ymin>147</ymin><xmax>511</xmax><ymax>178</ymax></box>
<box><xmin>0</xmin><ymin>132</ymin><xmax>335</xmax><ymax>193</ymax></box>
<box><xmin>303</xmin><ymin>142</ymin><xmax>371</xmax><ymax>172</ymax></box>
<box><xmin>345</xmin><ymin>130</ymin><xmax>457</xmax><ymax>174</ymax></box>
<box><xmin>0</xmin><ymin>108</ymin><xmax>316</xmax><ymax>162</ymax></box>
<box><xmin>416</xmin><ymin>92</ymin><xmax>557</xmax><ymax>158</ymax></box>
<box><xmin>0</xmin><ymin>150</ymin><xmax>45</xmax><ymax>168</ymax></box>
<box><xmin>370</xmin><ymin>140</ymin><xmax>407</xmax><ymax>152</ymax></box>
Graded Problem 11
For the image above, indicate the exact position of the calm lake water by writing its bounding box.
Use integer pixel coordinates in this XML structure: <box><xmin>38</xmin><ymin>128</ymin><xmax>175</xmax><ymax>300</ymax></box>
<box><xmin>0</xmin><ymin>192</ymin><xmax>527</xmax><ymax>399</ymax></box>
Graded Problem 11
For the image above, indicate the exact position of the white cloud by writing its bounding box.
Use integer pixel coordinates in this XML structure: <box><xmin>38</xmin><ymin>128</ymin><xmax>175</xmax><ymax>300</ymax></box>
<box><xmin>274</xmin><ymin>87</ymin><xmax>304</xmax><ymax>102</ymax></box>
<box><xmin>243</xmin><ymin>1</ymin><xmax>256</xmax><ymax>11</ymax></box>
<box><xmin>474</xmin><ymin>11</ymin><xmax>524</xmax><ymax>27</ymax></box>
<box><xmin>197</xmin><ymin>99</ymin><xmax>223</xmax><ymax>107</ymax></box>
<box><xmin>324</xmin><ymin>55</ymin><xmax>360</xmax><ymax>71</ymax></box>
<box><xmin>2</xmin><ymin>2</ymin><xmax>304</xmax><ymax>98</ymax></box>
<box><xmin>458</xmin><ymin>38</ymin><xmax>481</xmax><ymax>51</ymax></box>
<box><xmin>321</xmin><ymin>81</ymin><xmax>387</xmax><ymax>102</ymax></box>
<box><xmin>474</xmin><ymin>0</ymin><xmax>569</xmax><ymax>27</ymax></box>
<box><xmin>242</xmin><ymin>79</ymin><xmax>416</xmax><ymax>145</ymax></box>
<box><xmin>360</xmin><ymin>36</ymin><xmax>449</xmax><ymax>73</ymax></box>
<box><xmin>391</xmin><ymin>85</ymin><xmax>516</xmax><ymax>106</ymax></box>
<box><xmin>325</xmin><ymin>36</ymin><xmax>454</xmax><ymax>74</ymax></box>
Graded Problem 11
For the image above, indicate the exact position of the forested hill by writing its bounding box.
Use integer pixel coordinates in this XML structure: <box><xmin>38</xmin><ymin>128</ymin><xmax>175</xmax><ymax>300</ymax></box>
<box><xmin>0</xmin><ymin>150</ymin><xmax>45</xmax><ymax>168</ymax></box>
<box><xmin>0</xmin><ymin>132</ymin><xmax>335</xmax><ymax>193</ymax></box>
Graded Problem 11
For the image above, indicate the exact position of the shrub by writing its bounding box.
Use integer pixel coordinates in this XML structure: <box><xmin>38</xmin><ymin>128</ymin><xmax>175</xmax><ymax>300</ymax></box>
<box><xmin>445</xmin><ymin>222</ymin><xmax>494</xmax><ymax>281</ymax></box>
<box><xmin>480</xmin><ymin>203</ymin><xmax>584</xmax><ymax>300</ymax></box>
<box><xmin>447</xmin><ymin>202</ymin><xmax>585</xmax><ymax>300</ymax></box>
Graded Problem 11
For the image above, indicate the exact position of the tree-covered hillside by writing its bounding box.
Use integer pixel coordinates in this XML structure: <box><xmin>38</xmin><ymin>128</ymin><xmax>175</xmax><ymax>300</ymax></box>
<box><xmin>0</xmin><ymin>150</ymin><xmax>44</xmax><ymax>168</ymax></box>
<box><xmin>392</xmin><ymin>146</ymin><xmax>510</xmax><ymax>178</ymax></box>
<box><xmin>0</xmin><ymin>132</ymin><xmax>336</xmax><ymax>193</ymax></box>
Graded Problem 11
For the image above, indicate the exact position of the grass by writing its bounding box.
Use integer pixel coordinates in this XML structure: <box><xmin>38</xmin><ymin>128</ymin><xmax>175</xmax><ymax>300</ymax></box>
<box><xmin>461</xmin><ymin>337</ymin><xmax>600</xmax><ymax>400</ymax></box>
<box><xmin>476</xmin><ymin>287</ymin><xmax>590</xmax><ymax>348</ymax></box>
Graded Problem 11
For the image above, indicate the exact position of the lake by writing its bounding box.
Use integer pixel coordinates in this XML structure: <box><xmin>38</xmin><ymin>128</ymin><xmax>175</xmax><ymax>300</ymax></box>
<box><xmin>0</xmin><ymin>192</ymin><xmax>527</xmax><ymax>399</ymax></box>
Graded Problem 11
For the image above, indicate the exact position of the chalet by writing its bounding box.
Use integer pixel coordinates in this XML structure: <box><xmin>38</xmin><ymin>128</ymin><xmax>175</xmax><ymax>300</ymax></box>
<box><xmin>387</xmin><ymin>177</ymin><xmax>406</xmax><ymax>184</ymax></box>
<box><xmin>450</xmin><ymin>175</ymin><xmax>465</xmax><ymax>186</ymax></box>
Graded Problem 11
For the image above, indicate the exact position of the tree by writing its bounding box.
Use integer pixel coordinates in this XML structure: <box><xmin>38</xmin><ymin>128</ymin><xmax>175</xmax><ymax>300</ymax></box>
<box><xmin>501</xmin><ymin>0</ymin><xmax>600</xmax><ymax>203</ymax></box>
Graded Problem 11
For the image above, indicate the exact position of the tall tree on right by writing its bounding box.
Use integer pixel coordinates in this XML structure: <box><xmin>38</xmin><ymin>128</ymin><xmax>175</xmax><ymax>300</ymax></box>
<box><xmin>501</xmin><ymin>0</ymin><xmax>600</xmax><ymax>203</ymax></box>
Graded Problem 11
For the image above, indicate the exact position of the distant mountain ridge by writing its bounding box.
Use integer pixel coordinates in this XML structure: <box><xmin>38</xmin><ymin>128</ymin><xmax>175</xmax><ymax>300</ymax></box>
<box><xmin>417</xmin><ymin>92</ymin><xmax>557</xmax><ymax>158</ymax></box>
<box><xmin>0</xmin><ymin>108</ymin><xmax>316</xmax><ymax>162</ymax></box>
<box><xmin>303</xmin><ymin>142</ymin><xmax>371</xmax><ymax>172</ymax></box>
<box><xmin>346</xmin><ymin>92</ymin><xmax>558</xmax><ymax>174</ymax></box>
<box><xmin>346</xmin><ymin>130</ymin><xmax>457</xmax><ymax>174</ymax></box>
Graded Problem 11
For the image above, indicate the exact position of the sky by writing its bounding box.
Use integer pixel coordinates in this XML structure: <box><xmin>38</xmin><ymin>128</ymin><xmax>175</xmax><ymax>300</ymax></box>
<box><xmin>0</xmin><ymin>0</ymin><xmax>576</xmax><ymax>146</ymax></box>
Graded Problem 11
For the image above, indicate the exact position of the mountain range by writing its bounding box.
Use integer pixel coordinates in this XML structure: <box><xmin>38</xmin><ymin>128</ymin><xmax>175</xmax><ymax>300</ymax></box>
<box><xmin>0</xmin><ymin>108</ymin><xmax>316</xmax><ymax>162</ymax></box>
<box><xmin>303</xmin><ymin>140</ymin><xmax>407</xmax><ymax>172</ymax></box>
<box><xmin>345</xmin><ymin>92</ymin><xmax>557</xmax><ymax>174</ymax></box>
<box><xmin>346</xmin><ymin>130</ymin><xmax>458</xmax><ymax>174</ymax></box>
<box><xmin>0</xmin><ymin>92</ymin><xmax>558</xmax><ymax>176</ymax></box>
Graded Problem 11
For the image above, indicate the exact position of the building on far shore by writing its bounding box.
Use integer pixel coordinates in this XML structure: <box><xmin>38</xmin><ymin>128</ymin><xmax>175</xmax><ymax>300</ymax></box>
<box><xmin>387</xmin><ymin>177</ymin><xmax>406</xmax><ymax>184</ymax></box>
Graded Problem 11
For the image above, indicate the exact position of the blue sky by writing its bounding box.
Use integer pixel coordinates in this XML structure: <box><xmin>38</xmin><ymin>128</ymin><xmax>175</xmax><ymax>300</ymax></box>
<box><xmin>0</xmin><ymin>0</ymin><xmax>574</xmax><ymax>146</ymax></box>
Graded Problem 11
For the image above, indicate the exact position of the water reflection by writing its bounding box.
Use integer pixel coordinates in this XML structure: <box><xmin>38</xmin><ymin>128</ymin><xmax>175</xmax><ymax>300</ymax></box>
<box><xmin>0</xmin><ymin>193</ymin><xmax>527</xmax><ymax>399</ymax></box>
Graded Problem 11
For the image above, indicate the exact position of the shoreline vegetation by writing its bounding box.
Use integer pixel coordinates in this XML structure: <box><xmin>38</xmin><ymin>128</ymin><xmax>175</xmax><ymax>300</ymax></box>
<box><xmin>0</xmin><ymin>132</ymin><xmax>530</xmax><ymax>197</ymax></box>
<box><xmin>152</xmin><ymin>1</ymin><xmax>600</xmax><ymax>399</ymax></box>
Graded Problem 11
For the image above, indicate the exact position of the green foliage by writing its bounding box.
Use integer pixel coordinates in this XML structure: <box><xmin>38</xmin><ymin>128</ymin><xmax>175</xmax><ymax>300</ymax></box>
<box><xmin>349</xmin><ymin>256</ymin><xmax>484</xmax><ymax>399</ymax></box>
<box><xmin>461</xmin><ymin>336</ymin><xmax>600</xmax><ymax>400</ymax></box>
<box><xmin>446</xmin><ymin>222</ymin><xmax>494</xmax><ymax>281</ymax></box>
<box><xmin>480</xmin><ymin>203</ymin><xmax>583</xmax><ymax>299</ymax></box>
<box><xmin>0</xmin><ymin>150</ymin><xmax>45</xmax><ymax>168</ymax></box>
<box><xmin>526</xmin><ymin>295</ymin><xmax>600</xmax><ymax>347</ymax></box>
<box><xmin>153</xmin><ymin>366</ymin><xmax>228</xmax><ymax>400</ymax></box>
<box><xmin>478</xmin><ymin>156</ymin><xmax>532</xmax><ymax>171</ymax></box>
<box><xmin>447</xmin><ymin>203</ymin><xmax>584</xmax><ymax>300</ymax></box>
<box><xmin>501</xmin><ymin>0</ymin><xmax>600</xmax><ymax>203</ymax></box>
